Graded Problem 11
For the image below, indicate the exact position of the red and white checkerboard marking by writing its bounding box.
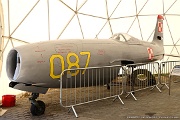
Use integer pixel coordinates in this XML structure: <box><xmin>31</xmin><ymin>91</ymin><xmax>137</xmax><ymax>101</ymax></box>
<box><xmin>158</xmin><ymin>22</ymin><xmax>163</xmax><ymax>33</ymax></box>
<box><xmin>147</xmin><ymin>47</ymin><xmax>154</xmax><ymax>60</ymax></box>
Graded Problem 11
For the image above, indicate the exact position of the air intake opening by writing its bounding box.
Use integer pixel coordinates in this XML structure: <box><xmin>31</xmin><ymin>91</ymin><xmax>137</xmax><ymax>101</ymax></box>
<box><xmin>6</xmin><ymin>50</ymin><xmax>21</xmax><ymax>81</ymax></box>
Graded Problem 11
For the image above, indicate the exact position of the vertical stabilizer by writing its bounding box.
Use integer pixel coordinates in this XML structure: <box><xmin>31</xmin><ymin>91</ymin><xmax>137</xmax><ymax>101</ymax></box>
<box><xmin>152</xmin><ymin>15</ymin><xmax>164</xmax><ymax>46</ymax></box>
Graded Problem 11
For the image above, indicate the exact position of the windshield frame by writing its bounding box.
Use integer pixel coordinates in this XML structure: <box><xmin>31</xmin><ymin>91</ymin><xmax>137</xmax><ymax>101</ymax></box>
<box><xmin>110</xmin><ymin>33</ymin><xmax>132</xmax><ymax>42</ymax></box>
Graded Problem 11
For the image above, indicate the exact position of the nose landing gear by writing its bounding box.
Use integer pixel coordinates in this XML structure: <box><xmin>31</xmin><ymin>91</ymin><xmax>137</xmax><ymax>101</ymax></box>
<box><xmin>29</xmin><ymin>93</ymin><xmax>45</xmax><ymax>116</ymax></box>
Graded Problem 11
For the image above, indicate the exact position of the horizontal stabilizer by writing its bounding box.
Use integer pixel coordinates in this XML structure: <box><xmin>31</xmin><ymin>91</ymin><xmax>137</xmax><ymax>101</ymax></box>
<box><xmin>164</xmin><ymin>54</ymin><xmax>180</xmax><ymax>58</ymax></box>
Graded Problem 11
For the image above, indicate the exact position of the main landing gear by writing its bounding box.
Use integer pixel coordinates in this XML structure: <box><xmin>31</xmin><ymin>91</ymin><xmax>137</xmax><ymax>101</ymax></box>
<box><xmin>29</xmin><ymin>93</ymin><xmax>45</xmax><ymax>116</ymax></box>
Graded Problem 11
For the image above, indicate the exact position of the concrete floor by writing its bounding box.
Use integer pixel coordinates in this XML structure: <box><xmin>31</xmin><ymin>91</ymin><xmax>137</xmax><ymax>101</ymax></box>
<box><xmin>0</xmin><ymin>81</ymin><xmax>180</xmax><ymax>120</ymax></box>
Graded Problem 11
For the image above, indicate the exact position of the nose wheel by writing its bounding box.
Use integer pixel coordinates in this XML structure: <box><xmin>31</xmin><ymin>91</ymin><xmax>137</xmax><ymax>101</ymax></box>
<box><xmin>30</xmin><ymin>100</ymin><xmax>45</xmax><ymax>116</ymax></box>
<box><xmin>29</xmin><ymin>93</ymin><xmax>46</xmax><ymax>116</ymax></box>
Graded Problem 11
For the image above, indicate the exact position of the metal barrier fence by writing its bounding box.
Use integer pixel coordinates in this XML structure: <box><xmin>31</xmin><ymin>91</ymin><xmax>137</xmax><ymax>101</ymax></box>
<box><xmin>125</xmin><ymin>62</ymin><xmax>161</xmax><ymax>100</ymax></box>
<box><xmin>59</xmin><ymin>61</ymin><xmax>180</xmax><ymax>118</ymax></box>
<box><xmin>160</xmin><ymin>61</ymin><xmax>180</xmax><ymax>89</ymax></box>
<box><xmin>60</xmin><ymin>65</ymin><xmax>125</xmax><ymax>117</ymax></box>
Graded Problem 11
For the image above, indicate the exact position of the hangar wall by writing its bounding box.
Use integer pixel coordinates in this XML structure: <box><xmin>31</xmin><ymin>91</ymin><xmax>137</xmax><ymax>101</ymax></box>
<box><xmin>0</xmin><ymin>0</ymin><xmax>180</xmax><ymax>100</ymax></box>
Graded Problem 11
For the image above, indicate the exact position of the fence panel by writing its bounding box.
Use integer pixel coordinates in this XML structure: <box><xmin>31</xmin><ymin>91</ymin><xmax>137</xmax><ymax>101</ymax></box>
<box><xmin>160</xmin><ymin>61</ymin><xmax>180</xmax><ymax>89</ymax></box>
<box><xmin>59</xmin><ymin>65</ymin><xmax>125</xmax><ymax>117</ymax></box>
<box><xmin>125</xmin><ymin>62</ymin><xmax>161</xmax><ymax>100</ymax></box>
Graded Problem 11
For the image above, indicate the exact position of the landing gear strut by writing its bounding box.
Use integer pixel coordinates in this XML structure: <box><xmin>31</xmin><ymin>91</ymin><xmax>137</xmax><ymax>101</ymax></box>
<box><xmin>29</xmin><ymin>93</ymin><xmax>45</xmax><ymax>116</ymax></box>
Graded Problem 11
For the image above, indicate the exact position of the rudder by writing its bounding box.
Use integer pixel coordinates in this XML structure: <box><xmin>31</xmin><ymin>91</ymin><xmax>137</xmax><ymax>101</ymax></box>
<box><xmin>152</xmin><ymin>15</ymin><xmax>164</xmax><ymax>45</ymax></box>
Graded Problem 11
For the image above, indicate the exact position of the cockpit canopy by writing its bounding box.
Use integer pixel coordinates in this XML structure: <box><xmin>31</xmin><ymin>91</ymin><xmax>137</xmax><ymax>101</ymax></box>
<box><xmin>110</xmin><ymin>33</ymin><xmax>132</xmax><ymax>42</ymax></box>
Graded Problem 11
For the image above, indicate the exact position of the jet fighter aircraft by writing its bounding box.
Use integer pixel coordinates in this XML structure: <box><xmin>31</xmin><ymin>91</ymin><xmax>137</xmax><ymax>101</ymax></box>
<box><xmin>6</xmin><ymin>15</ymin><xmax>164</xmax><ymax>115</ymax></box>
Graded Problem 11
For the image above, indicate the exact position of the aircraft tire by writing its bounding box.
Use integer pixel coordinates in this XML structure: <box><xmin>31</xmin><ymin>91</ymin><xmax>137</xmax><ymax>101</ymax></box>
<box><xmin>30</xmin><ymin>100</ymin><xmax>45</xmax><ymax>116</ymax></box>
<box><xmin>132</xmin><ymin>69</ymin><xmax>156</xmax><ymax>86</ymax></box>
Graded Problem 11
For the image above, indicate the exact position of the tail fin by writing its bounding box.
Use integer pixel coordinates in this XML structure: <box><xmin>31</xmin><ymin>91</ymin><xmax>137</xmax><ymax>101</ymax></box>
<box><xmin>152</xmin><ymin>15</ymin><xmax>164</xmax><ymax>45</ymax></box>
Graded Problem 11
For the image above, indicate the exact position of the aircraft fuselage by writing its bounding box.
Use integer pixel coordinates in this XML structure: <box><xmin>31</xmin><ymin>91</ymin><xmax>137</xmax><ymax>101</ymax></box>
<box><xmin>6</xmin><ymin>37</ymin><xmax>164</xmax><ymax>93</ymax></box>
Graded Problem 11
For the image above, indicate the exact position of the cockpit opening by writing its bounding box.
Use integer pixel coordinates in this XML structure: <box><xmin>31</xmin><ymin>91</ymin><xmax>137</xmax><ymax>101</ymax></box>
<box><xmin>110</xmin><ymin>33</ymin><xmax>132</xmax><ymax>42</ymax></box>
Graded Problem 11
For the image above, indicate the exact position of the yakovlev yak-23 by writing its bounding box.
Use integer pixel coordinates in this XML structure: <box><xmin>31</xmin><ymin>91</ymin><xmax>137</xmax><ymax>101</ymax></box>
<box><xmin>6</xmin><ymin>15</ymin><xmax>164</xmax><ymax>115</ymax></box>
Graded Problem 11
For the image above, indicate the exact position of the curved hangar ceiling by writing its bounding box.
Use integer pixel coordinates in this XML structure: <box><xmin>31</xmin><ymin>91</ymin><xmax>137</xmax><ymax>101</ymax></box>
<box><xmin>0</xmin><ymin>0</ymin><xmax>180</xmax><ymax>97</ymax></box>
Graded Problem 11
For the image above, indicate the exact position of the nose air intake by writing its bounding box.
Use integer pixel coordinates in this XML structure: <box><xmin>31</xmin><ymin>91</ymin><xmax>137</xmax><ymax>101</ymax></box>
<box><xmin>6</xmin><ymin>49</ymin><xmax>21</xmax><ymax>81</ymax></box>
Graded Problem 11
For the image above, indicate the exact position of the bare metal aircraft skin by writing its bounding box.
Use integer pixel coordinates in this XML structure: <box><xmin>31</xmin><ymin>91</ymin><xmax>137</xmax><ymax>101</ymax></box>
<box><xmin>6</xmin><ymin>15</ymin><xmax>164</xmax><ymax>94</ymax></box>
<box><xmin>6</xmin><ymin>15</ymin><xmax>164</xmax><ymax>116</ymax></box>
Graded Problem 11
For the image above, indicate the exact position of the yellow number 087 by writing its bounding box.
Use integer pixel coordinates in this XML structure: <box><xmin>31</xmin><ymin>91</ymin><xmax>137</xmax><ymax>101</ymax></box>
<box><xmin>50</xmin><ymin>52</ymin><xmax>90</xmax><ymax>79</ymax></box>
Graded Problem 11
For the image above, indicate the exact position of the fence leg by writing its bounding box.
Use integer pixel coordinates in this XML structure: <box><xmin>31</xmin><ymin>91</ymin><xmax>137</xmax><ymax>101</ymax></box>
<box><xmin>156</xmin><ymin>85</ymin><xmax>162</xmax><ymax>92</ymax></box>
<box><xmin>160</xmin><ymin>83</ymin><xmax>169</xmax><ymax>90</ymax></box>
<box><xmin>113</xmin><ymin>95</ymin><xmax>124</xmax><ymax>105</ymax></box>
<box><xmin>125</xmin><ymin>92</ymin><xmax>137</xmax><ymax>101</ymax></box>
<box><xmin>68</xmin><ymin>106</ymin><xmax>78</xmax><ymax>118</ymax></box>
<box><xmin>169</xmin><ymin>76</ymin><xmax>171</xmax><ymax>95</ymax></box>
<box><xmin>150</xmin><ymin>85</ymin><xmax>162</xmax><ymax>92</ymax></box>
